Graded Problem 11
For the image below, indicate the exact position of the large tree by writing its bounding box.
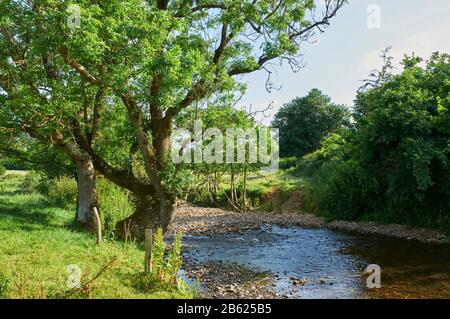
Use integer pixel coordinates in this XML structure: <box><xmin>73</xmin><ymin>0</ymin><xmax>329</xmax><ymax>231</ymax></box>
<box><xmin>272</xmin><ymin>89</ymin><xmax>350</xmax><ymax>158</ymax></box>
<box><xmin>0</xmin><ymin>0</ymin><xmax>346</xmax><ymax>238</ymax></box>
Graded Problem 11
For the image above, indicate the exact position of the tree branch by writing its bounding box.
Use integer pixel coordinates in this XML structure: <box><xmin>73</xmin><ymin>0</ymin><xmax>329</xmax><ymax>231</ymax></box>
<box><xmin>59</xmin><ymin>46</ymin><xmax>98</xmax><ymax>84</ymax></box>
<box><xmin>121</xmin><ymin>93</ymin><xmax>165</xmax><ymax>195</ymax></box>
<box><xmin>90</xmin><ymin>87</ymin><xmax>104</xmax><ymax>145</ymax></box>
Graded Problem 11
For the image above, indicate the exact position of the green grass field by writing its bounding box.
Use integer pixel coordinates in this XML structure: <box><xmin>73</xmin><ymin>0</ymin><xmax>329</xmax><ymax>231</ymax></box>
<box><xmin>0</xmin><ymin>173</ymin><xmax>194</xmax><ymax>299</ymax></box>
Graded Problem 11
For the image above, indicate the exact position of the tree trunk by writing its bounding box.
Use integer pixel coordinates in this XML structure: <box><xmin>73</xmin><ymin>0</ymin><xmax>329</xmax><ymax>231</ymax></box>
<box><xmin>75</xmin><ymin>158</ymin><xmax>100</xmax><ymax>236</ymax></box>
<box><xmin>116</xmin><ymin>194</ymin><xmax>176</xmax><ymax>240</ymax></box>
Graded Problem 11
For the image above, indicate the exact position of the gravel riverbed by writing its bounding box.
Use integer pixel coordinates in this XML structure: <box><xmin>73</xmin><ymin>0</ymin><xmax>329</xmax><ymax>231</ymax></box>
<box><xmin>169</xmin><ymin>205</ymin><xmax>447</xmax><ymax>243</ymax></box>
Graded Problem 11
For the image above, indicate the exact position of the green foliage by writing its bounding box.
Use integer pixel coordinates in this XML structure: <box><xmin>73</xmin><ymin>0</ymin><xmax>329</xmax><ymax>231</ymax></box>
<box><xmin>279</xmin><ymin>157</ymin><xmax>301</xmax><ymax>170</ymax></box>
<box><xmin>97</xmin><ymin>178</ymin><xmax>134</xmax><ymax>237</ymax></box>
<box><xmin>20</xmin><ymin>169</ymin><xmax>134</xmax><ymax>234</ymax></box>
<box><xmin>0</xmin><ymin>164</ymin><xmax>5</xmax><ymax>177</ymax></box>
<box><xmin>22</xmin><ymin>172</ymin><xmax>135</xmax><ymax>235</ymax></box>
<box><xmin>139</xmin><ymin>228</ymin><xmax>184</xmax><ymax>292</ymax></box>
<box><xmin>21</xmin><ymin>171</ymin><xmax>49</xmax><ymax>194</ymax></box>
<box><xmin>273</xmin><ymin>89</ymin><xmax>350</xmax><ymax>158</ymax></box>
<box><xmin>21</xmin><ymin>171</ymin><xmax>79</xmax><ymax>207</ymax></box>
<box><xmin>306</xmin><ymin>53</ymin><xmax>450</xmax><ymax>232</ymax></box>
<box><xmin>0</xmin><ymin>0</ymin><xmax>344</xmax><ymax>220</ymax></box>
<box><xmin>297</xmin><ymin>129</ymin><xmax>351</xmax><ymax>176</ymax></box>
<box><xmin>22</xmin><ymin>172</ymin><xmax>77</xmax><ymax>209</ymax></box>
<box><xmin>306</xmin><ymin>161</ymin><xmax>378</xmax><ymax>220</ymax></box>
<box><xmin>159</xmin><ymin>162</ymin><xmax>195</xmax><ymax>200</ymax></box>
<box><xmin>177</xmin><ymin>103</ymin><xmax>265</xmax><ymax>208</ymax></box>
<box><xmin>0</xmin><ymin>134</ymin><xmax>75</xmax><ymax>178</ymax></box>
<box><xmin>47</xmin><ymin>176</ymin><xmax>77</xmax><ymax>208</ymax></box>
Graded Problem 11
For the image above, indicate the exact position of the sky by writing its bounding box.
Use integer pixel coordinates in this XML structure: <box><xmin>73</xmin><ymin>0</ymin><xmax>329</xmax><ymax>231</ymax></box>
<box><xmin>238</xmin><ymin>0</ymin><xmax>450</xmax><ymax>124</ymax></box>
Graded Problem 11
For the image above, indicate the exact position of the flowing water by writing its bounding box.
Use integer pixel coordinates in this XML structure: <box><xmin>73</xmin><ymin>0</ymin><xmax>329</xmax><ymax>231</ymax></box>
<box><xmin>181</xmin><ymin>225</ymin><xmax>450</xmax><ymax>298</ymax></box>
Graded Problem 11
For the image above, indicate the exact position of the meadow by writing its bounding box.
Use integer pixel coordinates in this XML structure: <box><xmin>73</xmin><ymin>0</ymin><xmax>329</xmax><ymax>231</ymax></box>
<box><xmin>0</xmin><ymin>173</ymin><xmax>194</xmax><ymax>299</ymax></box>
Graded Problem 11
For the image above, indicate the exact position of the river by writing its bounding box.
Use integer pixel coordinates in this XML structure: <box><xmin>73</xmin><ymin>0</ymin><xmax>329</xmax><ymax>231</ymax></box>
<box><xmin>180</xmin><ymin>225</ymin><xmax>450</xmax><ymax>298</ymax></box>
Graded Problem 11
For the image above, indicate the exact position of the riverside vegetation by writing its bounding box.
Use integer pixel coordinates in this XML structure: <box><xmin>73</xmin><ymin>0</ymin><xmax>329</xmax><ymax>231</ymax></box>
<box><xmin>0</xmin><ymin>1</ymin><xmax>449</xmax><ymax>300</ymax></box>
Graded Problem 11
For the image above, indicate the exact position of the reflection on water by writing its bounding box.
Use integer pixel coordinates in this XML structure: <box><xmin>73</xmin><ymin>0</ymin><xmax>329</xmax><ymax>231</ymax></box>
<box><xmin>181</xmin><ymin>225</ymin><xmax>450</xmax><ymax>299</ymax></box>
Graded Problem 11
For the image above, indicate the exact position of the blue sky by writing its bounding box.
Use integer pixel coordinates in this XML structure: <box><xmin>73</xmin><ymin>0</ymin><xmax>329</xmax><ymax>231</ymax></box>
<box><xmin>239</xmin><ymin>0</ymin><xmax>450</xmax><ymax>124</ymax></box>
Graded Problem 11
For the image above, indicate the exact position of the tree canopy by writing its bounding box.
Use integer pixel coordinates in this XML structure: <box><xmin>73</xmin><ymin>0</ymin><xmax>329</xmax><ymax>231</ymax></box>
<box><xmin>0</xmin><ymin>0</ymin><xmax>346</xmax><ymax>236</ymax></box>
<box><xmin>305</xmin><ymin>53</ymin><xmax>450</xmax><ymax>229</ymax></box>
<box><xmin>272</xmin><ymin>88</ymin><xmax>350</xmax><ymax>158</ymax></box>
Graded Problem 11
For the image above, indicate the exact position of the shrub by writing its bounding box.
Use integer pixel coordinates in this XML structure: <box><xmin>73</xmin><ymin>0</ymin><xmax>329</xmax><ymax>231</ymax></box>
<box><xmin>296</xmin><ymin>131</ymin><xmax>349</xmax><ymax>177</ymax></box>
<box><xmin>279</xmin><ymin>157</ymin><xmax>301</xmax><ymax>170</ymax></box>
<box><xmin>97</xmin><ymin>178</ymin><xmax>134</xmax><ymax>236</ymax></box>
<box><xmin>21</xmin><ymin>171</ymin><xmax>48</xmax><ymax>194</ymax></box>
<box><xmin>47</xmin><ymin>176</ymin><xmax>77</xmax><ymax>208</ymax></box>
<box><xmin>306</xmin><ymin>160</ymin><xmax>380</xmax><ymax>221</ymax></box>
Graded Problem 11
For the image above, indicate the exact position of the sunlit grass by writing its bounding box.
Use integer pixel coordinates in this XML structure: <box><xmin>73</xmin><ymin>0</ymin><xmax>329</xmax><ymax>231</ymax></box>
<box><xmin>215</xmin><ymin>169</ymin><xmax>307</xmax><ymax>210</ymax></box>
<box><xmin>0</xmin><ymin>173</ymin><xmax>194</xmax><ymax>299</ymax></box>
<box><xmin>246</xmin><ymin>169</ymin><xmax>306</xmax><ymax>193</ymax></box>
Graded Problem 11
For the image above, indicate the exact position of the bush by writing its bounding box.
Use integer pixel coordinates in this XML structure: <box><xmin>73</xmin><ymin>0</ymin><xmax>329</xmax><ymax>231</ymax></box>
<box><xmin>296</xmin><ymin>131</ymin><xmax>350</xmax><ymax>177</ymax></box>
<box><xmin>279</xmin><ymin>157</ymin><xmax>301</xmax><ymax>170</ymax></box>
<box><xmin>306</xmin><ymin>161</ymin><xmax>379</xmax><ymax>221</ymax></box>
<box><xmin>307</xmin><ymin>156</ymin><xmax>450</xmax><ymax>229</ymax></box>
<box><xmin>47</xmin><ymin>176</ymin><xmax>77</xmax><ymax>208</ymax></box>
<box><xmin>22</xmin><ymin>172</ymin><xmax>134</xmax><ymax>234</ymax></box>
<box><xmin>21</xmin><ymin>171</ymin><xmax>48</xmax><ymax>194</ymax></box>
<box><xmin>97</xmin><ymin>178</ymin><xmax>134</xmax><ymax>236</ymax></box>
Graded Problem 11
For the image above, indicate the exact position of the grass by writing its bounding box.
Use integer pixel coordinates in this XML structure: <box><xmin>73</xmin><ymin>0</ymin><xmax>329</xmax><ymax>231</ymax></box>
<box><xmin>0</xmin><ymin>173</ymin><xmax>194</xmax><ymax>299</ymax></box>
<box><xmin>246</xmin><ymin>169</ymin><xmax>306</xmax><ymax>194</ymax></box>
<box><xmin>242</xmin><ymin>169</ymin><xmax>306</xmax><ymax>210</ymax></box>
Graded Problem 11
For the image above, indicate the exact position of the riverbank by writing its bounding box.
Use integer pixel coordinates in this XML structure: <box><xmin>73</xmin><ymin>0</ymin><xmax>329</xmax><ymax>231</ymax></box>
<box><xmin>183</xmin><ymin>261</ymin><xmax>283</xmax><ymax>299</ymax></box>
<box><xmin>170</xmin><ymin>205</ymin><xmax>448</xmax><ymax>244</ymax></box>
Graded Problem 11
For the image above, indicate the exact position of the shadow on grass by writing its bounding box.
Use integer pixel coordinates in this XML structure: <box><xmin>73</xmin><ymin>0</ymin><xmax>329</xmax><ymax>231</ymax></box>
<box><xmin>0</xmin><ymin>194</ymin><xmax>72</xmax><ymax>231</ymax></box>
<box><xmin>0</xmin><ymin>190</ymin><xmax>28</xmax><ymax>197</ymax></box>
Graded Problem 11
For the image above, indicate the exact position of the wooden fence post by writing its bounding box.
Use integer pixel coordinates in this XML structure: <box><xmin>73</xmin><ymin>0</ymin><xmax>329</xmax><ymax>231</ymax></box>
<box><xmin>144</xmin><ymin>229</ymin><xmax>153</xmax><ymax>273</ymax></box>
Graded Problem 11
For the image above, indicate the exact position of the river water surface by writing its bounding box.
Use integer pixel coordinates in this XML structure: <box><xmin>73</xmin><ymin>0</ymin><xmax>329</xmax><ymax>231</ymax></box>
<box><xmin>181</xmin><ymin>225</ymin><xmax>450</xmax><ymax>298</ymax></box>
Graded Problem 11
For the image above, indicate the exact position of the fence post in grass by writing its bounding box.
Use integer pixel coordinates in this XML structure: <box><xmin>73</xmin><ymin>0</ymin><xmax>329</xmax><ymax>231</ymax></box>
<box><xmin>144</xmin><ymin>228</ymin><xmax>153</xmax><ymax>273</ymax></box>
